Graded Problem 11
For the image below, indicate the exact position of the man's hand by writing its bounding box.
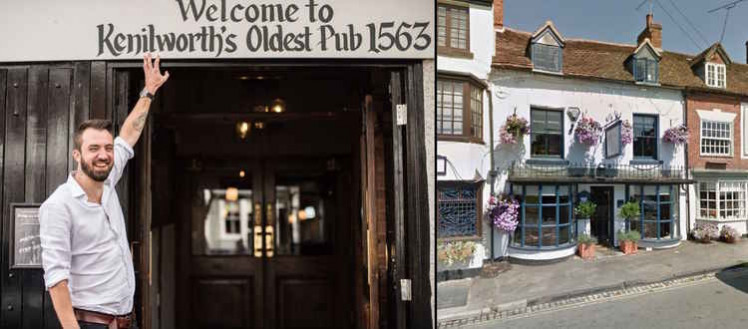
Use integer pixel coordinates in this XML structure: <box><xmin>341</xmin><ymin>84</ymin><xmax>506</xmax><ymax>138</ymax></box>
<box><xmin>143</xmin><ymin>53</ymin><xmax>169</xmax><ymax>95</ymax></box>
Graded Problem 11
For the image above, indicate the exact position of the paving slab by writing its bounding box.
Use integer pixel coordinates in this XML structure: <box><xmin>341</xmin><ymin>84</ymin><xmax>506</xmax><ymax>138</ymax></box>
<box><xmin>437</xmin><ymin>239</ymin><xmax>748</xmax><ymax>321</ymax></box>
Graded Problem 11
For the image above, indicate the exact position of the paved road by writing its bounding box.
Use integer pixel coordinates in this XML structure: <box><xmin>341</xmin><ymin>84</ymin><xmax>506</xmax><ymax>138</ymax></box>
<box><xmin>467</xmin><ymin>272</ymin><xmax>748</xmax><ymax>329</ymax></box>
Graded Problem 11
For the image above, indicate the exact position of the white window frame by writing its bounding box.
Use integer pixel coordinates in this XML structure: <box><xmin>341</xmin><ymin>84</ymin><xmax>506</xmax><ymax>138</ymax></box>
<box><xmin>700</xmin><ymin>119</ymin><xmax>733</xmax><ymax>157</ymax></box>
<box><xmin>706</xmin><ymin>63</ymin><xmax>726</xmax><ymax>88</ymax></box>
<box><xmin>697</xmin><ymin>181</ymin><xmax>748</xmax><ymax>221</ymax></box>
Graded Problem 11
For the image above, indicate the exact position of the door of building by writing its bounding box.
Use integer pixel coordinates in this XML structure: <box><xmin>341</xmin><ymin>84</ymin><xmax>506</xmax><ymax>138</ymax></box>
<box><xmin>177</xmin><ymin>158</ymin><xmax>351</xmax><ymax>329</ymax></box>
<box><xmin>590</xmin><ymin>186</ymin><xmax>614</xmax><ymax>245</ymax></box>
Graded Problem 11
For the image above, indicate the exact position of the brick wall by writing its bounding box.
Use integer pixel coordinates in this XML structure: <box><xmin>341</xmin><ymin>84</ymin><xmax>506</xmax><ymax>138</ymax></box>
<box><xmin>686</xmin><ymin>92</ymin><xmax>745</xmax><ymax>169</ymax></box>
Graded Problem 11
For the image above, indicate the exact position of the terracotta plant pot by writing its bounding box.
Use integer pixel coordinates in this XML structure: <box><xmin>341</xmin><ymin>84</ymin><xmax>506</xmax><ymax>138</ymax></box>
<box><xmin>578</xmin><ymin>243</ymin><xmax>596</xmax><ymax>260</ymax></box>
<box><xmin>620</xmin><ymin>240</ymin><xmax>638</xmax><ymax>254</ymax></box>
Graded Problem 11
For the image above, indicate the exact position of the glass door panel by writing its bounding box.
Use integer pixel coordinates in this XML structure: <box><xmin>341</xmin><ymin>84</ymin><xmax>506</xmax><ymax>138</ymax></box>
<box><xmin>273</xmin><ymin>173</ymin><xmax>334</xmax><ymax>256</ymax></box>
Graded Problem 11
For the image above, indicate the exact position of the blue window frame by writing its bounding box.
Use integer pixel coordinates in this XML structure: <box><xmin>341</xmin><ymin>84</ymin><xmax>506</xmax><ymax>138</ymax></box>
<box><xmin>633</xmin><ymin>114</ymin><xmax>658</xmax><ymax>159</ymax></box>
<box><xmin>634</xmin><ymin>58</ymin><xmax>658</xmax><ymax>83</ymax></box>
<box><xmin>437</xmin><ymin>183</ymin><xmax>482</xmax><ymax>239</ymax></box>
<box><xmin>511</xmin><ymin>184</ymin><xmax>574</xmax><ymax>249</ymax></box>
<box><xmin>532</xmin><ymin>43</ymin><xmax>562</xmax><ymax>73</ymax></box>
<box><xmin>531</xmin><ymin>108</ymin><xmax>564</xmax><ymax>158</ymax></box>
<box><xmin>626</xmin><ymin>185</ymin><xmax>676</xmax><ymax>240</ymax></box>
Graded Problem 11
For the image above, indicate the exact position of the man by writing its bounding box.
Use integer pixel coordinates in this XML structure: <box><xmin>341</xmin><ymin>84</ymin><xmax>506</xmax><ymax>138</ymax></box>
<box><xmin>40</xmin><ymin>54</ymin><xmax>169</xmax><ymax>329</ymax></box>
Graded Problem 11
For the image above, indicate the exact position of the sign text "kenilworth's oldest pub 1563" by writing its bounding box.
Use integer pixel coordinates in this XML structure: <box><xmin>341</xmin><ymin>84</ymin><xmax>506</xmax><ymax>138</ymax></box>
<box><xmin>0</xmin><ymin>0</ymin><xmax>434</xmax><ymax>61</ymax></box>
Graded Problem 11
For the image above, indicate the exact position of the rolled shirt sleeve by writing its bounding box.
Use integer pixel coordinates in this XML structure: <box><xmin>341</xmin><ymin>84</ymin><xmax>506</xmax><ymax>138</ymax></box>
<box><xmin>108</xmin><ymin>136</ymin><xmax>135</xmax><ymax>185</ymax></box>
<box><xmin>39</xmin><ymin>202</ymin><xmax>72</xmax><ymax>290</ymax></box>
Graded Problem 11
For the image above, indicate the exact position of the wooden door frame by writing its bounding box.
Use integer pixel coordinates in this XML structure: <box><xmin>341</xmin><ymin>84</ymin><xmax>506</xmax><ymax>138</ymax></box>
<box><xmin>105</xmin><ymin>60</ymin><xmax>431</xmax><ymax>328</ymax></box>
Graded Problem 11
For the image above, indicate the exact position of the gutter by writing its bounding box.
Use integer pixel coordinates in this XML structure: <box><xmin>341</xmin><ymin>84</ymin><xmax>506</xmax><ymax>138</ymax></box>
<box><xmin>487</xmin><ymin>81</ymin><xmax>497</xmax><ymax>260</ymax></box>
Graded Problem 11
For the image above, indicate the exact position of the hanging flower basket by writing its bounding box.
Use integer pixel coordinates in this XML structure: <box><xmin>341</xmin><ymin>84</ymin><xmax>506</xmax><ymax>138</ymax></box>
<box><xmin>487</xmin><ymin>194</ymin><xmax>520</xmax><ymax>232</ymax></box>
<box><xmin>499</xmin><ymin>114</ymin><xmax>530</xmax><ymax>144</ymax></box>
<box><xmin>663</xmin><ymin>124</ymin><xmax>689</xmax><ymax>145</ymax></box>
<box><xmin>621</xmin><ymin>120</ymin><xmax>633</xmax><ymax>146</ymax></box>
<box><xmin>574</xmin><ymin>115</ymin><xmax>603</xmax><ymax>146</ymax></box>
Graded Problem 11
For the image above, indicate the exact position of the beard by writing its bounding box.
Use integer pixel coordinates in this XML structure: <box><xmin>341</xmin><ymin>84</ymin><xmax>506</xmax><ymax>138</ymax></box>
<box><xmin>80</xmin><ymin>158</ymin><xmax>113</xmax><ymax>182</ymax></box>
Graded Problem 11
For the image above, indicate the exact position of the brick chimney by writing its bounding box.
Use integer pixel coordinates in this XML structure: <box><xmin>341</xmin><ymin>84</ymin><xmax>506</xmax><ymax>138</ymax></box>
<box><xmin>637</xmin><ymin>14</ymin><xmax>662</xmax><ymax>49</ymax></box>
<box><xmin>494</xmin><ymin>0</ymin><xmax>504</xmax><ymax>28</ymax></box>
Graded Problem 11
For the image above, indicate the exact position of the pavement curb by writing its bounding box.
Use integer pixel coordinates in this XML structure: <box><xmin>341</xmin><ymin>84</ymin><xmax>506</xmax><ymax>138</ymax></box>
<box><xmin>437</xmin><ymin>263</ymin><xmax>748</xmax><ymax>328</ymax></box>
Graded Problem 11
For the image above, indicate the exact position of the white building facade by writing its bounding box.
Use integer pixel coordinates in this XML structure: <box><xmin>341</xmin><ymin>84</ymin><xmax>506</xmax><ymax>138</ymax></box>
<box><xmin>488</xmin><ymin>18</ymin><xmax>692</xmax><ymax>262</ymax></box>
<box><xmin>436</xmin><ymin>0</ymin><xmax>497</xmax><ymax>273</ymax></box>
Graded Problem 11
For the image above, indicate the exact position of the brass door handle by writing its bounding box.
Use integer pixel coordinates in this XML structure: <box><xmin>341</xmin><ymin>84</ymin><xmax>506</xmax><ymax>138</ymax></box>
<box><xmin>253</xmin><ymin>225</ymin><xmax>263</xmax><ymax>258</ymax></box>
<box><xmin>265</xmin><ymin>225</ymin><xmax>274</xmax><ymax>258</ymax></box>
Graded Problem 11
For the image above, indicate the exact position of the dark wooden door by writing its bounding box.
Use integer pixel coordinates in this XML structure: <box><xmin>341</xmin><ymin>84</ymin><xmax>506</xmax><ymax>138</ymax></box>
<box><xmin>590</xmin><ymin>187</ymin><xmax>614</xmax><ymax>245</ymax></box>
<box><xmin>179</xmin><ymin>159</ymin><xmax>350</xmax><ymax>329</ymax></box>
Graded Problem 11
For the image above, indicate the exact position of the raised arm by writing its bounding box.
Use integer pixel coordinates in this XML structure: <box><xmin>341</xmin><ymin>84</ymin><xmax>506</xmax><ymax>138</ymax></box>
<box><xmin>119</xmin><ymin>53</ymin><xmax>170</xmax><ymax>147</ymax></box>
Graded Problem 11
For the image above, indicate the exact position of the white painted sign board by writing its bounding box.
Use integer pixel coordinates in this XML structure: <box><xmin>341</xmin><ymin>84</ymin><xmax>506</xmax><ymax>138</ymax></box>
<box><xmin>0</xmin><ymin>0</ymin><xmax>434</xmax><ymax>62</ymax></box>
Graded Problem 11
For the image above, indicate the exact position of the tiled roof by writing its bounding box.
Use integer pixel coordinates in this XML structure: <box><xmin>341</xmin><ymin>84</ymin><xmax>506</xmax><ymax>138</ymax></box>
<box><xmin>493</xmin><ymin>27</ymin><xmax>748</xmax><ymax>96</ymax></box>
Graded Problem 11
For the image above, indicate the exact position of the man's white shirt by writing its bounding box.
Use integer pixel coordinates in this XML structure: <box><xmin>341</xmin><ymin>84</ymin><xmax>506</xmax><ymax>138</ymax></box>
<box><xmin>39</xmin><ymin>137</ymin><xmax>136</xmax><ymax>315</ymax></box>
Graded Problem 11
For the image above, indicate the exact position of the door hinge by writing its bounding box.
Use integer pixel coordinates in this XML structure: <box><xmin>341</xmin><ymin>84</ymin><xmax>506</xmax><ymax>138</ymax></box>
<box><xmin>396</xmin><ymin>104</ymin><xmax>407</xmax><ymax>126</ymax></box>
<box><xmin>400</xmin><ymin>279</ymin><xmax>412</xmax><ymax>301</ymax></box>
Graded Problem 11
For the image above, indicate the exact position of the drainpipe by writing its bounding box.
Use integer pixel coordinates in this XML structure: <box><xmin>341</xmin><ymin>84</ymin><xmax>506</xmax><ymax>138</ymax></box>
<box><xmin>487</xmin><ymin>81</ymin><xmax>497</xmax><ymax>261</ymax></box>
<box><xmin>683</xmin><ymin>91</ymin><xmax>691</xmax><ymax>237</ymax></box>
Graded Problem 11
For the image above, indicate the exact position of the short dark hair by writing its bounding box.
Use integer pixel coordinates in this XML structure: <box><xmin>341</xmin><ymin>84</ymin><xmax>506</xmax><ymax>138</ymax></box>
<box><xmin>74</xmin><ymin>119</ymin><xmax>113</xmax><ymax>151</ymax></box>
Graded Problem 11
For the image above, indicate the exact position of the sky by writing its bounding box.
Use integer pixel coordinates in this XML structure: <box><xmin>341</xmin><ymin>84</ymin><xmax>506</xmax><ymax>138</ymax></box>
<box><xmin>504</xmin><ymin>0</ymin><xmax>748</xmax><ymax>62</ymax></box>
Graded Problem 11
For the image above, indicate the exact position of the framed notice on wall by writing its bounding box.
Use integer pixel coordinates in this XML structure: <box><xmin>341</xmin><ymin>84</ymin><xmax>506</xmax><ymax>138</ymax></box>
<box><xmin>9</xmin><ymin>203</ymin><xmax>42</xmax><ymax>269</ymax></box>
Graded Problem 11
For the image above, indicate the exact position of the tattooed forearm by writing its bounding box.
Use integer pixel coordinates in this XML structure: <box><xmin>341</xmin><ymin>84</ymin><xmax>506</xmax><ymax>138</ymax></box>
<box><xmin>119</xmin><ymin>97</ymin><xmax>152</xmax><ymax>147</ymax></box>
<box><xmin>132</xmin><ymin>111</ymin><xmax>148</xmax><ymax>133</ymax></box>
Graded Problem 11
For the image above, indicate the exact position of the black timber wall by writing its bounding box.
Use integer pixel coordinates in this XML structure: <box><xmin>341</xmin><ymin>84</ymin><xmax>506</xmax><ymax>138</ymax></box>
<box><xmin>0</xmin><ymin>62</ymin><xmax>111</xmax><ymax>328</ymax></box>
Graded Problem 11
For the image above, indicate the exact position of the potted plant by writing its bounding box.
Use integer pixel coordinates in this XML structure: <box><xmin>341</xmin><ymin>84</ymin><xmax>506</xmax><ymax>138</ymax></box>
<box><xmin>720</xmin><ymin>225</ymin><xmax>741</xmax><ymax>244</ymax></box>
<box><xmin>499</xmin><ymin>114</ymin><xmax>530</xmax><ymax>145</ymax></box>
<box><xmin>574</xmin><ymin>115</ymin><xmax>603</xmax><ymax>146</ymax></box>
<box><xmin>691</xmin><ymin>222</ymin><xmax>719</xmax><ymax>243</ymax></box>
<box><xmin>663</xmin><ymin>124</ymin><xmax>690</xmax><ymax>145</ymax></box>
<box><xmin>617</xmin><ymin>230</ymin><xmax>641</xmax><ymax>254</ymax></box>
<box><xmin>578</xmin><ymin>234</ymin><xmax>597</xmax><ymax>260</ymax></box>
<box><xmin>487</xmin><ymin>194</ymin><xmax>520</xmax><ymax>258</ymax></box>
<box><xmin>619</xmin><ymin>201</ymin><xmax>641</xmax><ymax>228</ymax></box>
<box><xmin>437</xmin><ymin>241</ymin><xmax>476</xmax><ymax>270</ymax></box>
<box><xmin>575</xmin><ymin>201</ymin><xmax>597</xmax><ymax>236</ymax></box>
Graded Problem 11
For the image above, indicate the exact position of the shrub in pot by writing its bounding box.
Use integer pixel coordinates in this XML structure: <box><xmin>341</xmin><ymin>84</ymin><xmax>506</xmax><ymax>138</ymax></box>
<box><xmin>617</xmin><ymin>230</ymin><xmax>640</xmax><ymax>254</ymax></box>
<box><xmin>577</xmin><ymin>234</ymin><xmax>597</xmax><ymax>260</ymax></box>
<box><xmin>619</xmin><ymin>201</ymin><xmax>640</xmax><ymax>224</ymax></box>
<box><xmin>575</xmin><ymin>201</ymin><xmax>597</xmax><ymax>220</ymax></box>
<box><xmin>720</xmin><ymin>225</ymin><xmax>741</xmax><ymax>244</ymax></box>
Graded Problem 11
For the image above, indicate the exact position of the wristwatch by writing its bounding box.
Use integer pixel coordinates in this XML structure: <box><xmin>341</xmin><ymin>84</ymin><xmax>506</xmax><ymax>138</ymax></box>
<box><xmin>139</xmin><ymin>88</ymin><xmax>155</xmax><ymax>100</ymax></box>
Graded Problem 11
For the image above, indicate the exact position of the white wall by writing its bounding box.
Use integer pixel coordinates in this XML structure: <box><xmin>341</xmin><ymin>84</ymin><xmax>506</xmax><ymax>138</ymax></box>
<box><xmin>490</xmin><ymin>70</ymin><xmax>686</xmax><ymax>168</ymax></box>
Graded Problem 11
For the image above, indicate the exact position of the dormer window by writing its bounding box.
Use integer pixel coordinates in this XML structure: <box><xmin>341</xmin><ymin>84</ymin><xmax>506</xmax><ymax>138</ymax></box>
<box><xmin>634</xmin><ymin>58</ymin><xmax>658</xmax><ymax>83</ymax></box>
<box><xmin>530</xmin><ymin>21</ymin><xmax>565</xmax><ymax>73</ymax></box>
<box><xmin>532</xmin><ymin>44</ymin><xmax>562</xmax><ymax>73</ymax></box>
<box><xmin>706</xmin><ymin>63</ymin><xmax>726</xmax><ymax>88</ymax></box>
<box><xmin>631</xmin><ymin>39</ymin><xmax>661</xmax><ymax>84</ymax></box>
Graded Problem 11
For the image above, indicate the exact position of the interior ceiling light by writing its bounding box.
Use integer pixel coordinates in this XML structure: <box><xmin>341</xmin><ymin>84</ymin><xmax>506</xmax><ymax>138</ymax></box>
<box><xmin>239</xmin><ymin>170</ymin><xmax>245</xmax><ymax>178</ymax></box>
<box><xmin>236</xmin><ymin>121</ymin><xmax>251</xmax><ymax>139</ymax></box>
<box><xmin>271</xmin><ymin>98</ymin><xmax>286</xmax><ymax>113</ymax></box>
<box><xmin>254</xmin><ymin>121</ymin><xmax>265</xmax><ymax>130</ymax></box>
<box><xmin>238</xmin><ymin>76</ymin><xmax>249</xmax><ymax>80</ymax></box>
